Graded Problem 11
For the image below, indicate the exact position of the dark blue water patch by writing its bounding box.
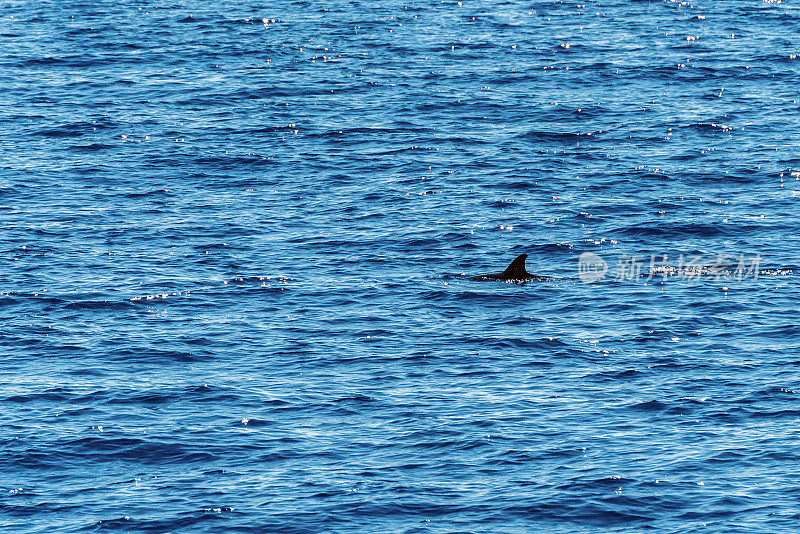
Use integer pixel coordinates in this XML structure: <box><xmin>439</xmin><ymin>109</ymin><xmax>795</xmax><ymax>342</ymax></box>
<box><xmin>616</xmin><ymin>221</ymin><xmax>740</xmax><ymax>238</ymax></box>
<box><xmin>62</xmin><ymin>299</ymin><xmax>137</xmax><ymax>311</ymax></box>
<box><xmin>89</xmin><ymin>512</ymin><xmax>236</xmax><ymax>533</ymax></box>
<box><xmin>586</xmin><ymin>369</ymin><xmax>646</xmax><ymax>383</ymax></box>
<box><xmin>4</xmin><ymin>389</ymin><xmax>72</xmax><ymax>404</ymax></box>
<box><xmin>98</xmin><ymin>346</ymin><xmax>211</xmax><ymax>363</ymax></box>
<box><xmin>746</xmin><ymin>409</ymin><xmax>800</xmax><ymax>420</ymax></box>
<box><xmin>627</xmin><ymin>399</ymin><xmax>669</xmax><ymax>412</ymax></box>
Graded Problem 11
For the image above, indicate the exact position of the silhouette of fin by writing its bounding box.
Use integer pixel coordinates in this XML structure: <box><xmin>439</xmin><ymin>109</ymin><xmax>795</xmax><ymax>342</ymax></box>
<box><xmin>470</xmin><ymin>253</ymin><xmax>538</xmax><ymax>281</ymax></box>
<box><xmin>501</xmin><ymin>254</ymin><xmax>530</xmax><ymax>279</ymax></box>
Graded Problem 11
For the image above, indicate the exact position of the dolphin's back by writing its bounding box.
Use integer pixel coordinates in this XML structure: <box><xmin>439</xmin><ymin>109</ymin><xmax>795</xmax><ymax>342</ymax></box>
<box><xmin>470</xmin><ymin>254</ymin><xmax>536</xmax><ymax>281</ymax></box>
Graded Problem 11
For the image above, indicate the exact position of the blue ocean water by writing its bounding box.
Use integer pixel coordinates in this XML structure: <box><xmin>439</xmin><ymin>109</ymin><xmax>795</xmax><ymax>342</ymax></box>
<box><xmin>2</xmin><ymin>0</ymin><xmax>800</xmax><ymax>531</ymax></box>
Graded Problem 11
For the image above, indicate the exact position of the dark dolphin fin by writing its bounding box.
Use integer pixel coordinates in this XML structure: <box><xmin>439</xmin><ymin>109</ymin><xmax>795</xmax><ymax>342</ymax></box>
<box><xmin>501</xmin><ymin>254</ymin><xmax>530</xmax><ymax>279</ymax></box>
<box><xmin>469</xmin><ymin>253</ymin><xmax>553</xmax><ymax>281</ymax></box>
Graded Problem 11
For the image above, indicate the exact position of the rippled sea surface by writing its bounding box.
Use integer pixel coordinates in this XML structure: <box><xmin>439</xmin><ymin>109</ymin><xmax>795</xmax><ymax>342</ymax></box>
<box><xmin>3</xmin><ymin>0</ymin><xmax>800</xmax><ymax>532</ymax></box>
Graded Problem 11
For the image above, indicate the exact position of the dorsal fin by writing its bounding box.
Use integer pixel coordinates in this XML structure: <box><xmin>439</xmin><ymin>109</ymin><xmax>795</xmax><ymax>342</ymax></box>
<box><xmin>501</xmin><ymin>254</ymin><xmax>529</xmax><ymax>279</ymax></box>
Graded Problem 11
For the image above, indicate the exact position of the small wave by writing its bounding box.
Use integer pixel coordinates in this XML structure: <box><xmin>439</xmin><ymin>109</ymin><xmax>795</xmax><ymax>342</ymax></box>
<box><xmin>62</xmin><ymin>300</ymin><xmax>134</xmax><ymax>311</ymax></box>
<box><xmin>628</xmin><ymin>400</ymin><xmax>668</xmax><ymax>412</ymax></box>
<box><xmin>520</xmin><ymin>129</ymin><xmax>603</xmax><ymax>143</ymax></box>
